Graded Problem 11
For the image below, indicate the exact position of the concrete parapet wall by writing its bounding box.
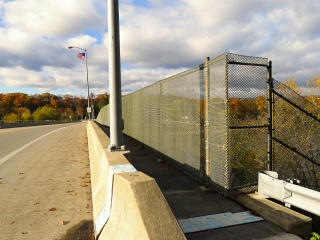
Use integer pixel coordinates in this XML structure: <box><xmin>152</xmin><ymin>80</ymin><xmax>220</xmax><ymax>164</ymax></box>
<box><xmin>87</xmin><ymin>121</ymin><xmax>186</xmax><ymax>240</ymax></box>
<box><xmin>234</xmin><ymin>193</ymin><xmax>312</xmax><ymax>237</ymax></box>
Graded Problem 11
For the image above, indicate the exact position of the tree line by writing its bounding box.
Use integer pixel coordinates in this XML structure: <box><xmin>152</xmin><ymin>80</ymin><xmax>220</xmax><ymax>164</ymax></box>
<box><xmin>229</xmin><ymin>74</ymin><xmax>320</xmax><ymax>190</ymax></box>
<box><xmin>0</xmin><ymin>92</ymin><xmax>109</xmax><ymax>121</ymax></box>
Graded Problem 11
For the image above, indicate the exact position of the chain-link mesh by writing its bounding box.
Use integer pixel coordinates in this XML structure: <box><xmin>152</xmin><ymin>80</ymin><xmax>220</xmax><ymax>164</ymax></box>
<box><xmin>96</xmin><ymin>104</ymin><xmax>110</xmax><ymax>126</ymax></box>
<box><xmin>206</xmin><ymin>53</ymin><xmax>269</xmax><ymax>195</ymax></box>
<box><xmin>116</xmin><ymin>66</ymin><xmax>206</xmax><ymax>181</ymax></box>
<box><xmin>96</xmin><ymin>52</ymin><xmax>320</xmax><ymax>196</ymax></box>
<box><xmin>227</xmin><ymin>54</ymin><xmax>269</xmax><ymax>195</ymax></box>
<box><xmin>207</xmin><ymin>54</ymin><xmax>229</xmax><ymax>192</ymax></box>
<box><xmin>273</xmin><ymin>80</ymin><xmax>320</xmax><ymax>191</ymax></box>
<box><xmin>159</xmin><ymin>67</ymin><xmax>205</xmax><ymax>177</ymax></box>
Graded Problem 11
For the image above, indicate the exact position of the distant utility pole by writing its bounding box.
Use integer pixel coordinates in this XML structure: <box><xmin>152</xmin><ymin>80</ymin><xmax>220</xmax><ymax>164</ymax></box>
<box><xmin>108</xmin><ymin>0</ymin><xmax>124</xmax><ymax>151</ymax></box>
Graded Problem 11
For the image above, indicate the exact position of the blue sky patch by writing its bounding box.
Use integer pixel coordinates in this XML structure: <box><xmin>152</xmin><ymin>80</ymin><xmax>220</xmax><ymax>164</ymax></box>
<box><xmin>133</xmin><ymin>0</ymin><xmax>151</xmax><ymax>9</ymax></box>
<box><xmin>84</xmin><ymin>30</ymin><xmax>105</xmax><ymax>45</ymax></box>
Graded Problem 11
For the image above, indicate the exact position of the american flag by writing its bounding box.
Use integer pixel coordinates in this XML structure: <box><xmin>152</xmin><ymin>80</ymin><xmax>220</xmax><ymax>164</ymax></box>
<box><xmin>77</xmin><ymin>53</ymin><xmax>85</xmax><ymax>60</ymax></box>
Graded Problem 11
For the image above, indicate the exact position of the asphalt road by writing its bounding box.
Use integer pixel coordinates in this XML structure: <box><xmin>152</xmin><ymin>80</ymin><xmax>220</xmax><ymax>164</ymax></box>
<box><xmin>0</xmin><ymin>123</ymin><xmax>93</xmax><ymax>240</ymax></box>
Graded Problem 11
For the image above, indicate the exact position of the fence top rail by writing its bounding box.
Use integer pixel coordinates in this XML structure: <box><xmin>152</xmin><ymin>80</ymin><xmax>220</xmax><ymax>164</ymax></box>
<box><xmin>124</xmin><ymin>63</ymin><xmax>205</xmax><ymax>98</ymax></box>
<box><xmin>227</xmin><ymin>61</ymin><xmax>269</xmax><ymax>67</ymax></box>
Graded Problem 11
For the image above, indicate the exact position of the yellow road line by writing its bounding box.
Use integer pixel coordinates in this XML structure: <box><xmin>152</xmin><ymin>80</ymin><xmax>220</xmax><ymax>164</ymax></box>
<box><xmin>0</xmin><ymin>126</ymin><xmax>40</xmax><ymax>134</ymax></box>
<box><xmin>0</xmin><ymin>123</ymin><xmax>76</xmax><ymax>134</ymax></box>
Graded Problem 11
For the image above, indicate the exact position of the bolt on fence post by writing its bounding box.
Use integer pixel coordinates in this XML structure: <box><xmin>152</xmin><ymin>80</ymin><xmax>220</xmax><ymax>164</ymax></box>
<box><xmin>267</xmin><ymin>60</ymin><xmax>273</xmax><ymax>171</ymax></box>
<box><xmin>205</xmin><ymin>57</ymin><xmax>210</xmax><ymax>176</ymax></box>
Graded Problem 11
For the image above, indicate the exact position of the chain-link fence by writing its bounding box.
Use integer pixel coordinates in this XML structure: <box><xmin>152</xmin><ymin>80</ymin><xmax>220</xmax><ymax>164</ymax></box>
<box><xmin>273</xmin><ymin>80</ymin><xmax>320</xmax><ymax>191</ymax></box>
<box><xmin>207</xmin><ymin>53</ymin><xmax>269</xmax><ymax>195</ymax></box>
<box><xmin>98</xmin><ymin>65</ymin><xmax>207</xmax><ymax>181</ymax></box>
<box><xmin>96</xmin><ymin>52</ymin><xmax>320</xmax><ymax>195</ymax></box>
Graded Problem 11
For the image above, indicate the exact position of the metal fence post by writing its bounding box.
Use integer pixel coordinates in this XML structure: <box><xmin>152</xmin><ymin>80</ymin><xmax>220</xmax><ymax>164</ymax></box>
<box><xmin>224</xmin><ymin>54</ymin><xmax>231</xmax><ymax>192</ymax></box>
<box><xmin>205</xmin><ymin>57</ymin><xmax>210</xmax><ymax>176</ymax></box>
<box><xmin>267</xmin><ymin>61</ymin><xmax>273</xmax><ymax>171</ymax></box>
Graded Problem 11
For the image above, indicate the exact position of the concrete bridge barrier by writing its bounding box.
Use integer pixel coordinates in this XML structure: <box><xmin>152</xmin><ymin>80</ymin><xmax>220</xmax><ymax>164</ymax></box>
<box><xmin>87</xmin><ymin>121</ymin><xmax>186</xmax><ymax>240</ymax></box>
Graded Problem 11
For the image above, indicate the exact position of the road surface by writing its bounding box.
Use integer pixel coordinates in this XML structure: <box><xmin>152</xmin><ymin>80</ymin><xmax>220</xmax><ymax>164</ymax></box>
<box><xmin>0</xmin><ymin>123</ymin><xmax>93</xmax><ymax>239</ymax></box>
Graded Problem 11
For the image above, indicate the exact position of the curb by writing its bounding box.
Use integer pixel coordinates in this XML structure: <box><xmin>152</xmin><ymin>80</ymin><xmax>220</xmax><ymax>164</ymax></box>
<box><xmin>233</xmin><ymin>193</ymin><xmax>312</xmax><ymax>237</ymax></box>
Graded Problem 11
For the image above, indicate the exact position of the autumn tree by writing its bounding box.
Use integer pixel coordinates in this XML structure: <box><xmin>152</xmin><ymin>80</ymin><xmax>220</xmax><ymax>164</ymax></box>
<box><xmin>33</xmin><ymin>106</ymin><xmax>58</xmax><ymax>120</ymax></box>
<box><xmin>75</xmin><ymin>106</ymin><xmax>84</xmax><ymax>120</ymax></box>
<box><xmin>12</xmin><ymin>107</ymin><xmax>31</xmax><ymax>120</ymax></box>
<box><xmin>60</xmin><ymin>108</ymin><xmax>76</xmax><ymax>121</ymax></box>
<box><xmin>13</xmin><ymin>93</ymin><xmax>27</xmax><ymax>108</ymax></box>
<box><xmin>38</xmin><ymin>92</ymin><xmax>52</xmax><ymax>106</ymax></box>
<box><xmin>284</xmin><ymin>76</ymin><xmax>302</xmax><ymax>95</ymax></box>
<box><xmin>2</xmin><ymin>112</ymin><xmax>19</xmax><ymax>122</ymax></box>
<box><xmin>0</xmin><ymin>91</ymin><xmax>107</xmax><ymax>121</ymax></box>
<box><xmin>305</xmin><ymin>74</ymin><xmax>320</xmax><ymax>107</ymax></box>
<box><xmin>21</xmin><ymin>109</ymin><xmax>33</xmax><ymax>120</ymax></box>
<box><xmin>0</xmin><ymin>98</ymin><xmax>6</xmax><ymax>119</ymax></box>
<box><xmin>255</xmin><ymin>96</ymin><xmax>267</xmax><ymax>114</ymax></box>
<box><xmin>50</xmin><ymin>99</ymin><xmax>60</xmax><ymax>108</ymax></box>
<box><xmin>2</xmin><ymin>93</ymin><xmax>15</xmax><ymax>112</ymax></box>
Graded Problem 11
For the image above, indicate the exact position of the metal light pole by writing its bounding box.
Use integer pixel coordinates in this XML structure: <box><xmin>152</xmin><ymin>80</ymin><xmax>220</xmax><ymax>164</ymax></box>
<box><xmin>68</xmin><ymin>46</ymin><xmax>91</xmax><ymax>120</ymax></box>
<box><xmin>91</xmin><ymin>92</ymin><xmax>95</xmax><ymax>119</ymax></box>
<box><xmin>108</xmin><ymin>0</ymin><xmax>124</xmax><ymax>150</ymax></box>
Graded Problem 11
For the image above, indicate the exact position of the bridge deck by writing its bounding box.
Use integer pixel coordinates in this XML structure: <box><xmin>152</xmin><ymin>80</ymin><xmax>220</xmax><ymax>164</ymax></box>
<box><xmin>97</xmin><ymin>124</ymin><xmax>299</xmax><ymax>240</ymax></box>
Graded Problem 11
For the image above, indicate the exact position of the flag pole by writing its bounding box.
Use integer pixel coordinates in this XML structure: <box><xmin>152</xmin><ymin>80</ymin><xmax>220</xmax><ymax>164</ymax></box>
<box><xmin>85</xmin><ymin>48</ymin><xmax>90</xmax><ymax>120</ymax></box>
<box><xmin>68</xmin><ymin>46</ymin><xmax>90</xmax><ymax>120</ymax></box>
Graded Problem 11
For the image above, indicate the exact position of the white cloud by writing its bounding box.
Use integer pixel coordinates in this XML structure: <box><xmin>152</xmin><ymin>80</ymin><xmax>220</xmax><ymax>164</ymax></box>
<box><xmin>67</xmin><ymin>35</ymin><xmax>98</xmax><ymax>49</ymax></box>
<box><xmin>4</xmin><ymin>0</ymin><xmax>105</xmax><ymax>38</ymax></box>
<box><xmin>0</xmin><ymin>0</ymin><xmax>320</xmax><ymax>96</ymax></box>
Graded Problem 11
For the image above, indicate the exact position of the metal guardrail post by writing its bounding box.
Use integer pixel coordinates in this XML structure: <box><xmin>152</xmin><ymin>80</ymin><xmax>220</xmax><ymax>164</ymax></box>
<box><xmin>205</xmin><ymin>57</ymin><xmax>210</xmax><ymax>176</ymax></box>
<box><xmin>267</xmin><ymin>61</ymin><xmax>273</xmax><ymax>171</ymax></box>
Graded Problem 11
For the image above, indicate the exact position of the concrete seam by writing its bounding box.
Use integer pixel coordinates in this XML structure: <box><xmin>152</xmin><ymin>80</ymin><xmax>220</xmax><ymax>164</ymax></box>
<box><xmin>94</xmin><ymin>164</ymin><xmax>137</xmax><ymax>238</ymax></box>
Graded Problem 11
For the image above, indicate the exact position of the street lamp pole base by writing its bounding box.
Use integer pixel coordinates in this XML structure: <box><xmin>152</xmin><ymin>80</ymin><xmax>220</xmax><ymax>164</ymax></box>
<box><xmin>107</xmin><ymin>144</ymin><xmax>127</xmax><ymax>152</ymax></box>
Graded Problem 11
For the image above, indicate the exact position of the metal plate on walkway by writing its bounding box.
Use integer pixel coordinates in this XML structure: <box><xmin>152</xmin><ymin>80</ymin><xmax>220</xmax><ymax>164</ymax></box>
<box><xmin>178</xmin><ymin>211</ymin><xmax>264</xmax><ymax>234</ymax></box>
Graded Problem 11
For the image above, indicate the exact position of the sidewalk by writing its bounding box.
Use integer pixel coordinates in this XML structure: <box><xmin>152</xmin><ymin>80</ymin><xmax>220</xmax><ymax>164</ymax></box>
<box><xmin>97</xmin><ymin>124</ymin><xmax>301</xmax><ymax>240</ymax></box>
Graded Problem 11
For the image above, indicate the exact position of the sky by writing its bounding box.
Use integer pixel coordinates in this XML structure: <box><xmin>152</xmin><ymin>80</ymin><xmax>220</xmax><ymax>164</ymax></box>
<box><xmin>0</xmin><ymin>0</ymin><xmax>320</xmax><ymax>97</ymax></box>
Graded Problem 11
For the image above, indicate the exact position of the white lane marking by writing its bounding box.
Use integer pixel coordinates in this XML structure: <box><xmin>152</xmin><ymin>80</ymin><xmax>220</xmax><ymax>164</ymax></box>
<box><xmin>0</xmin><ymin>125</ymin><xmax>74</xmax><ymax>166</ymax></box>
<box><xmin>0</xmin><ymin>123</ymin><xmax>81</xmax><ymax>134</ymax></box>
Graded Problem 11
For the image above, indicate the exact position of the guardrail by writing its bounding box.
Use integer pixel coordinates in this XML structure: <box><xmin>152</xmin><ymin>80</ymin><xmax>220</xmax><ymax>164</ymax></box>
<box><xmin>258</xmin><ymin>171</ymin><xmax>320</xmax><ymax>216</ymax></box>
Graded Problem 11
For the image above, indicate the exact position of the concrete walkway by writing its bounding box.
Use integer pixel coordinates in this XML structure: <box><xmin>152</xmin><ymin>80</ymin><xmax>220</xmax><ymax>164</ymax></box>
<box><xmin>97</xmin><ymin>124</ymin><xmax>301</xmax><ymax>240</ymax></box>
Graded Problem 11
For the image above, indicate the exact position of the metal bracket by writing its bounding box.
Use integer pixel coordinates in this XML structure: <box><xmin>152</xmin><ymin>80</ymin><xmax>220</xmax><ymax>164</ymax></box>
<box><xmin>107</xmin><ymin>144</ymin><xmax>127</xmax><ymax>152</ymax></box>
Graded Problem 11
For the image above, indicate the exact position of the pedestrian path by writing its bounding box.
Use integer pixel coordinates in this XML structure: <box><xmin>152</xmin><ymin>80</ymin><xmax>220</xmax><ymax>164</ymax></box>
<box><xmin>97</xmin><ymin>124</ymin><xmax>301</xmax><ymax>240</ymax></box>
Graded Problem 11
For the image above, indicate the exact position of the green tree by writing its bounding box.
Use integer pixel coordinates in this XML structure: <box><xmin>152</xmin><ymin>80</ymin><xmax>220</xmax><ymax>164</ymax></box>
<box><xmin>33</xmin><ymin>106</ymin><xmax>58</xmax><ymax>120</ymax></box>
<box><xmin>98</xmin><ymin>98</ymin><xmax>109</xmax><ymax>110</ymax></box>
<box><xmin>21</xmin><ymin>109</ymin><xmax>33</xmax><ymax>120</ymax></box>
<box><xmin>2</xmin><ymin>112</ymin><xmax>19</xmax><ymax>123</ymax></box>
